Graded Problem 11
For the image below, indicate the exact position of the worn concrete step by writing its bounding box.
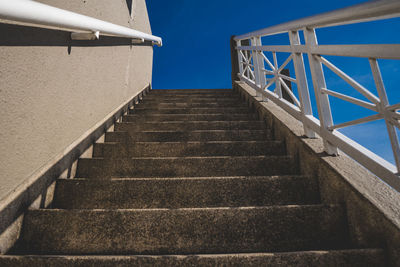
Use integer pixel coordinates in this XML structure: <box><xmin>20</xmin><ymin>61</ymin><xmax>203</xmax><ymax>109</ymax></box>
<box><xmin>143</xmin><ymin>96</ymin><xmax>241</xmax><ymax>102</ymax></box>
<box><xmin>76</xmin><ymin>155</ymin><xmax>297</xmax><ymax>178</ymax></box>
<box><xmin>53</xmin><ymin>176</ymin><xmax>319</xmax><ymax>209</ymax></box>
<box><xmin>130</xmin><ymin>107</ymin><xmax>251</xmax><ymax>115</ymax></box>
<box><xmin>137</xmin><ymin>102</ymin><xmax>246</xmax><ymax>108</ymax></box>
<box><xmin>1</xmin><ymin>249</ymin><xmax>385</xmax><ymax>266</ymax></box>
<box><xmin>151</xmin><ymin>89</ymin><xmax>234</xmax><ymax>94</ymax></box>
<box><xmin>145</xmin><ymin>92</ymin><xmax>237</xmax><ymax>97</ymax></box>
<box><xmin>17</xmin><ymin>205</ymin><xmax>347</xmax><ymax>255</ymax></box>
<box><xmin>148</xmin><ymin>92</ymin><xmax>236</xmax><ymax>97</ymax></box>
<box><xmin>114</xmin><ymin>121</ymin><xmax>266</xmax><ymax>132</ymax></box>
<box><xmin>142</xmin><ymin>98</ymin><xmax>244</xmax><ymax>104</ymax></box>
<box><xmin>122</xmin><ymin>113</ymin><xmax>258</xmax><ymax>122</ymax></box>
<box><xmin>104</xmin><ymin>130</ymin><xmax>272</xmax><ymax>143</ymax></box>
<box><xmin>93</xmin><ymin>141</ymin><xmax>285</xmax><ymax>158</ymax></box>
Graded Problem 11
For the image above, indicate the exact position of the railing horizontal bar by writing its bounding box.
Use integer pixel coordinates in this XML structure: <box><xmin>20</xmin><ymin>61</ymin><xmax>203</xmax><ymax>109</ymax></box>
<box><xmin>321</xmin><ymin>88</ymin><xmax>377</xmax><ymax>111</ymax></box>
<box><xmin>239</xmin><ymin>44</ymin><xmax>400</xmax><ymax>60</ymax></box>
<box><xmin>240</xmin><ymin>77</ymin><xmax>400</xmax><ymax>191</ymax></box>
<box><xmin>387</xmin><ymin>103</ymin><xmax>400</xmax><ymax>112</ymax></box>
<box><xmin>238</xmin><ymin>45</ymin><xmax>294</xmax><ymax>53</ymax></box>
<box><xmin>329</xmin><ymin>113</ymin><xmax>382</xmax><ymax>130</ymax></box>
<box><xmin>235</xmin><ymin>0</ymin><xmax>400</xmax><ymax>40</ymax></box>
<box><xmin>301</xmin><ymin>115</ymin><xmax>400</xmax><ymax>192</ymax></box>
<box><xmin>310</xmin><ymin>44</ymin><xmax>400</xmax><ymax>60</ymax></box>
<box><xmin>319</xmin><ymin>56</ymin><xmax>381</xmax><ymax>104</ymax></box>
<box><xmin>262</xmin><ymin>69</ymin><xmax>275</xmax><ymax>75</ymax></box>
<box><xmin>279</xmin><ymin>73</ymin><xmax>297</xmax><ymax>84</ymax></box>
<box><xmin>0</xmin><ymin>0</ymin><xmax>162</xmax><ymax>45</ymax></box>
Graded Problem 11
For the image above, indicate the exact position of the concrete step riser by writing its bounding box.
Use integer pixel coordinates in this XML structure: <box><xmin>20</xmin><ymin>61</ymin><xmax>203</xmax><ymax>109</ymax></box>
<box><xmin>53</xmin><ymin>176</ymin><xmax>320</xmax><ymax>209</ymax></box>
<box><xmin>137</xmin><ymin>102</ymin><xmax>246</xmax><ymax>108</ymax></box>
<box><xmin>122</xmin><ymin>114</ymin><xmax>258</xmax><ymax>122</ymax></box>
<box><xmin>141</xmin><ymin>98</ymin><xmax>244</xmax><ymax>103</ymax></box>
<box><xmin>150</xmin><ymin>89</ymin><xmax>234</xmax><ymax>94</ymax></box>
<box><xmin>76</xmin><ymin>156</ymin><xmax>297</xmax><ymax>178</ymax></box>
<box><xmin>130</xmin><ymin>108</ymin><xmax>251</xmax><ymax>115</ymax></box>
<box><xmin>104</xmin><ymin>130</ymin><xmax>272</xmax><ymax>143</ymax></box>
<box><xmin>145</xmin><ymin>94</ymin><xmax>238</xmax><ymax>98</ymax></box>
<box><xmin>147</xmin><ymin>94</ymin><xmax>236</xmax><ymax>98</ymax></box>
<box><xmin>19</xmin><ymin>205</ymin><xmax>347</xmax><ymax>254</ymax></box>
<box><xmin>0</xmin><ymin>250</ymin><xmax>385</xmax><ymax>267</ymax></box>
<box><xmin>114</xmin><ymin>121</ymin><xmax>266</xmax><ymax>132</ymax></box>
<box><xmin>93</xmin><ymin>141</ymin><xmax>285</xmax><ymax>158</ymax></box>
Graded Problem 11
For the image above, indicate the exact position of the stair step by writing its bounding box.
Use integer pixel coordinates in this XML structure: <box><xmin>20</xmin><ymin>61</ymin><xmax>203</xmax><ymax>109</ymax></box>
<box><xmin>142</xmin><ymin>98</ymin><xmax>244</xmax><ymax>103</ymax></box>
<box><xmin>104</xmin><ymin>130</ymin><xmax>272</xmax><ymax>142</ymax></box>
<box><xmin>53</xmin><ymin>175</ymin><xmax>319</xmax><ymax>209</ymax></box>
<box><xmin>137</xmin><ymin>102</ymin><xmax>245</xmax><ymax>108</ymax></box>
<box><xmin>114</xmin><ymin>121</ymin><xmax>266</xmax><ymax>132</ymax></box>
<box><xmin>122</xmin><ymin>113</ymin><xmax>258</xmax><ymax>122</ymax></box>
<box><xmin>17</xmin><ymin>205</ymin><xmax>347</xmax><ymax>255</ymax></box>
<box><xmin>0</xmin><ymin>249</ymin><xmax>385</xmax><ymax>267</ymax></box>
<box><xmin>130</xmin><ymin>107</ymin><xmax>251</xmax><ymax>115</ymax></box>
<box><xmin>151</xmin><ymin>89</ymin><xmax>233</xmax><ymax>94</ymax></box>
<box><xmin>93</xmin><ymin>140</ymin><xmax>285</xmax><ymax>157</ymax></box>
<box><xmin>76</xmin><ymin>155</ymin><xmax>297</xmax><ymax>178</ymax></box>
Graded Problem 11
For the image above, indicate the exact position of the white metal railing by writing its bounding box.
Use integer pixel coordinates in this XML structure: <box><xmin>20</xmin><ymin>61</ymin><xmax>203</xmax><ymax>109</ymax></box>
<box><xmin>234</xmin><ymin>0</ymin><xmax>400</xmax><ymax>191</ymax></box>
<box><xmin>0</xmin><ymin>0</ymin><xmax>162</xmax><ymax>45</ymax></box>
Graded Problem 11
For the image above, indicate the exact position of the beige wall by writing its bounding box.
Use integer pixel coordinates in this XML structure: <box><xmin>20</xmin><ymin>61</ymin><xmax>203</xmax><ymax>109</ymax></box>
<box><xmin>0</xmin><ymin>0</ymin><xmax>154</xmax><ymax>200</ymax></box>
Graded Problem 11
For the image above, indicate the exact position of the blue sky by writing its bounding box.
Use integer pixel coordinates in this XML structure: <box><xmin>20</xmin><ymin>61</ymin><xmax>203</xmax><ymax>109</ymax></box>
<box><xmin>146</xmin><ymin>0</ymin><xmax>400</xmax><ymax>165</ymax></box>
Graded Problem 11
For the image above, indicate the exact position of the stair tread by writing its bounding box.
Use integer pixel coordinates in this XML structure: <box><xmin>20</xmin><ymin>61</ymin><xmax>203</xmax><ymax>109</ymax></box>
<box><xmin>54</xmin><ymin>175</ymin><xmax>320</xmax><ymax>209</ymax></box>
<box><xmin>18</xmin><ymin>205</ymin><xmax>348</xmax><ymax>255</ymax></box>
<box><xmin>7</xmin><ymin>88</ymin><xmax>385</xmax><ymax>265</ymax></box>
<box><xmin>0</xmin><ymin>249</ymin><xmax>385</xmax><ymax>267</ymax></box>
<box><xmin>93</xmin><ymin>140</ymin><xmax>285</xmax><ymax>157</ymax></box>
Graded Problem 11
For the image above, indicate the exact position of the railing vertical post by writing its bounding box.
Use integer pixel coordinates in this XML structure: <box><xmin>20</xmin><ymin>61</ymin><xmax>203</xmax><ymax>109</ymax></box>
<box><xmin>273</xmin><ymin>52</ymin><xmax>282</xmax><ymax>99</ymax></box>
<box><xmin>370</xmin><ymin>58</ymin><xmax>400</xmax><ymax>172</ymax></box>
<box><xmin>304</xmin><ymin>28</ymin><xmax>338</xmax><ymax>154</ymax></box>
<box><xmin>236</xmin><ymin>39</ymin><xmax>244</xmax><ymax>80</ymax></box>
<box><xmin>230</xmin><ymin>36</ymin><xmax>241</xmax><ymax>83</ymax></box>
<box><xmin>289</xmin><ymin>30</ymin><xmax>315</xmax><ymax>138</ymax></box>
<box><xmin>251</xmin><ymin>37</ymin><xmax>262</xmax><ymax>98</ymax></box>
<box><xmin>255</xmin><ymin>37</ymin><xmax>267</xmax><ymax>101</ymax></box>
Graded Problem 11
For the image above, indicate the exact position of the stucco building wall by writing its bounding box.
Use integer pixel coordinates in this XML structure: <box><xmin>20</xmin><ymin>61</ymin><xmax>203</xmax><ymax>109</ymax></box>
<box><xmin>0</xmin><ymin>0</ymin><xmax>154</xmax><ymax>200</ymax></box>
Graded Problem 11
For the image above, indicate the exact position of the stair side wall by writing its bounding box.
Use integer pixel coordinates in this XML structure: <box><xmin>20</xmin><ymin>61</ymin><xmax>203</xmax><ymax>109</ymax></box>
<box><xmin>234</xmin><ymin>81</ymin><xmax>400</xmax><ymax>267</ymax></box>
<box><xmin>0</xmin><ymin>0</ymin><xmax>153</xmax><ymax>202</ymax></box>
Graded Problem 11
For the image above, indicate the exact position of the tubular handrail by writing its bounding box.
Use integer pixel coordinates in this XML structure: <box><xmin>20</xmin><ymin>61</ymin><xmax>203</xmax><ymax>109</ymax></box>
<box><xmin>235</xmin><ymin>0</ymin><xmax>400</xmax><ymax>40</ymax></box>
<box><xmin>233</xmin><ymin>0</ymin><xmax>400</xmax><ymax>192</ymax></box>
<box><xmin>0</xmin><ymin>0</ymin><xmax>162</xmax><ymax>46</ymax></box>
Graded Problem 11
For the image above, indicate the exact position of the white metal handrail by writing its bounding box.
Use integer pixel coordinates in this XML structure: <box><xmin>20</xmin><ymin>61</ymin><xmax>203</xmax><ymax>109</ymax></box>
<box><xmin>0</xmin><ymin>0</ymin><xmax>162</xmax><ymax>45</ymax></box>
<box><xmin>234</xmin><ymin>0</ymin><xmax>400</xmax><ymax>191</ymax></box>
<box><xmin>235</xmin><ymin>0</ymin><xmax>400</xmax><ymax>40</ymax></box>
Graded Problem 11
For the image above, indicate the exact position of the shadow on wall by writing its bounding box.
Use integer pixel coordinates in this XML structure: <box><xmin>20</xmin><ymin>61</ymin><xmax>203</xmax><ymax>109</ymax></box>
<box><xmin>0</xmin><ymin>23</ymin><xmax>153</xmax><ymax>55</ymax></box>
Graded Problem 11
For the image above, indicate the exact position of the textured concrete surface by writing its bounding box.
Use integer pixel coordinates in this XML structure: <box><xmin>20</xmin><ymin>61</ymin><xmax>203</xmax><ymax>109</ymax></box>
<box><xmin>92</xmin><ymin>140</ymin><xmax>285</xmax><ymax>157</ymax></box>
<box><xmin>114</xmin><ymin>120</ymin><xmax>266</xmax><ymax>131</ymax></box>
<box><xmin>0</xmin><ymin>249</ymin><xmax>385</xmax><ymax>267</ymax></box>
<box><xmin>104</xmin><ymin>129</ymin><xmax>272</xmax><ymax>142</ymax></box>
<box><xmin>53</xmin><ymin>176</ymin><xmax>320</xmax><ymax>209</ymax></box>
<box><xmin>131</xmin><ymin>107</ymin><xmax>252</xmax><ymax>115</ymax></box>
<box><xmin>0</xmin><ymin>0</ymin><xmax>154</xmax><ymax>201</ymax></box>
<box><xmin>235</xmin><ymin>81</ymin><xmax>400</xmax><ymax>266</ymax></box>
<box><xmin>76</xmin><ymin>156</ymin><xmax>297</xmax><ymax>178</ymax></box>
<box><xmin>17</xmin><ymin>205</ymin><xmax>346</xmax><ymax>255</ymax></box>
<box><xmin>123</xmin><ymin>113</ymin><xmax>259</xmax><ymax>122</ymax></box>
<box><xmin>138</xmin><ymin>101</ymin><xmax>246</xmax><ymax>108</ymax></box>
<box><xmin>2</xmin><ymin>89</ymin><xmax>387</xmax><ymax>265</ymax></box>
<box><xmin>151</xmin><ymin>89</ymin><xmax>234</xmax><ymax>94</ymax></box>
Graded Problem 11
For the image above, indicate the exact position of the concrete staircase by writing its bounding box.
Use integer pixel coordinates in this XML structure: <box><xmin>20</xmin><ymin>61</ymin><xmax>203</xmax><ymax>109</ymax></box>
<box><xmin>1</xmin><ymin>89</ymin><xmax>385</xmax><ymax>266</ymax></box>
